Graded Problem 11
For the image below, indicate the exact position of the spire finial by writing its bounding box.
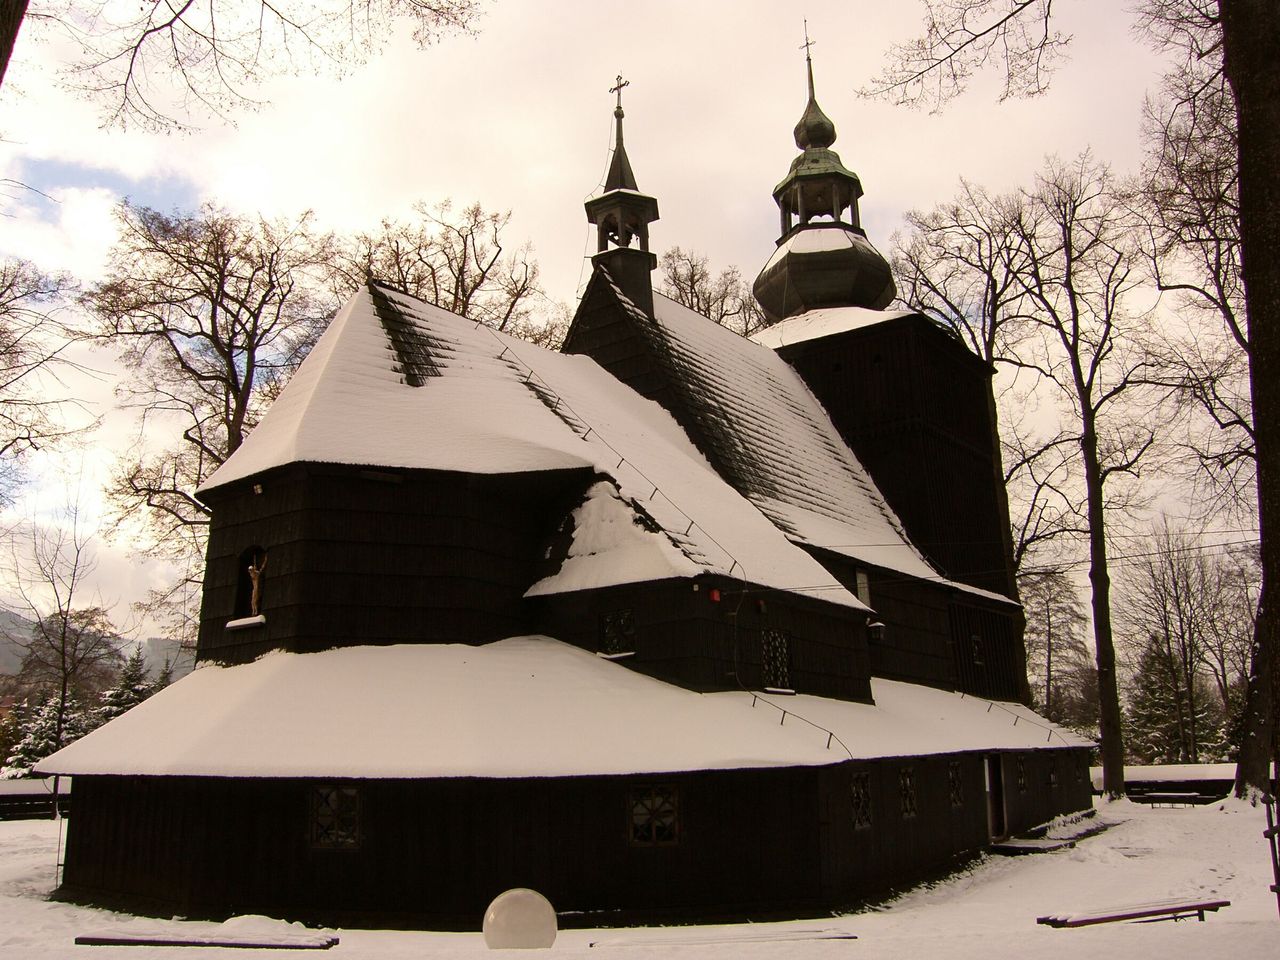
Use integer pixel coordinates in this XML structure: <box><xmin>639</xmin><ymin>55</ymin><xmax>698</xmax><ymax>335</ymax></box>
<box><xmin>793</xmin><ymin>24</ymin><xmax>836</xmax><ymax>150</ymax></box>
<box><xmin>801</xmin><ymin>21</ymin><xmax>816</xmax><ymax>100</ymax></box>
<box><xmin>610</xmin><ymin>74</ymin><xmax>630</xmax><ymax>120</ymax></box>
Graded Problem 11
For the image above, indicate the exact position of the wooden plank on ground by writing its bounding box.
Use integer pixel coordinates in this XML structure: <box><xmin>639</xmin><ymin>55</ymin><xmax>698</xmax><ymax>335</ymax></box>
<box><xmin>1037</xmin><ymin>898</ymin><xmax>1230</xmax><ymax>928</ymax></box>
<box><xmin>74</xmin><ymin>932</ymin><xmax>338</xmax><ymax>950</ymax></box>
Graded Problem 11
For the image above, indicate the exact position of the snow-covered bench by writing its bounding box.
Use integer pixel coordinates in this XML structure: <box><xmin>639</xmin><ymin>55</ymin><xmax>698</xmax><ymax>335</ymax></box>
<box><xmin>1139</xmin><ymin>791</ymin><xmax>1201</xmax><ymax>808</ymax></box>
<box><xmin>1036</xmin><ymin>898</ymin><xmax>1230</xmax><ymax>928</ymax></box>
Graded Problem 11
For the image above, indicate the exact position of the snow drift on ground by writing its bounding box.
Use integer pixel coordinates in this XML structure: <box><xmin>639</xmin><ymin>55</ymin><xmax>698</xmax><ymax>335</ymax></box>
<box><xmin>2</xmin><ymin>797</ymin><xmax>1276</xmax><ymax>957</ymax></box>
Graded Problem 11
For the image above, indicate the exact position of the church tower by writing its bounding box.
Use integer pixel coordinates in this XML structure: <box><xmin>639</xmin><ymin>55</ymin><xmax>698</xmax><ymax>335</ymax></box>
<box><xmin>752</xmin><ymin>43</ymin><xmax>896</xmax><ymax>320</ymax></box>
<box><xmin>751</xmin><ymin>41</ymin><xmax>1020</xmax><ymax>605</ymax></box>
<box><xmin>583</xmin><ymin>75</ymin><xmax>660</xmax><ymax>318</ymax></box>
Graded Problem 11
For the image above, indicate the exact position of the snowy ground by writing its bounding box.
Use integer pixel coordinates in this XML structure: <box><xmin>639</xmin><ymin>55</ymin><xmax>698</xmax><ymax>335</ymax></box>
<box><xmin>1</xmin><ymin>798</ymin><xmax>1276</xmax><ymax>958</ymax></box>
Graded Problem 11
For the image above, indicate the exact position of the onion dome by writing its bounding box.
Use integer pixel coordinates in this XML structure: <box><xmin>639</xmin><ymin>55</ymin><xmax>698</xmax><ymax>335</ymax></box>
<box><xmin>753</xmin><ymin>45</ymin><xmax>896</xmax><ymax>322</ymax></box>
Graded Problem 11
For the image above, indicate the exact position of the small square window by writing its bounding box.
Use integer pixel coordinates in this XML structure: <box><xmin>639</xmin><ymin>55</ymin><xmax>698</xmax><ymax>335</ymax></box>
<box><xmin>311</xmin><ymin>786</ymin><xmax>360</xmax><ymax>849</ymax></box>
<box><xmin>629</xmin><ymin>785</ymin><xmax>679</xmax><ymax>846</ymax></box>
<box><xmin>851</xmin><ymin>771</ymin><xmax>872</xmax><ymax>829</ymax></box>
<box><xmin>600</xmin><ymin>609</ymin><xmax>635</xmax><ymax>656</ymax></box>
<box><xmin>899</xmin><ymin>767</ymin><xmax>918</xmax><ymax>819</ymax></box>
<box><xmin>948</xmin><ymin>761</ymin><xmax>964</xmax><ymax>807</ymax></box>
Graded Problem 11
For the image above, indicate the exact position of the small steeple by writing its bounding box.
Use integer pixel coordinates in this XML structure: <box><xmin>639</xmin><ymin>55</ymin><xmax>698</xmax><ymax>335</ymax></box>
<box><xmin>584</xmin><ymin>74</ymin><xmax>661</xmax><ymax>317</ymax></box>
<box><xmin>751</xmin><ymin>29</ymin><xmax>896</xmax><ymax>321</ymax></box>
<box><xmin>604</xmin><ymin>76</ymin><xmax>639</xmax><ymax>191</ymax></box>
<box><xmin>585</xmin><ymin>75</ymin><xmax>660</xmax><ymax>256</ymax></box>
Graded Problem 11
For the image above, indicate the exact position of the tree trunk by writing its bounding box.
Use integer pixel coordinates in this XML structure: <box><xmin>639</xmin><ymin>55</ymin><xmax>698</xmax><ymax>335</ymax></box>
<box><xmin>1081</xmin><ymin>419</ymin><xmax>1126</xmax><ymax>797</ymax></box>
<box><xmin>0</xmin><ymin>0</ymin><xmax>27</xmax><ymax>91</ymax></box>
<box><xmin>1222</xmin><ymin>0</ymin><xmax>1280</xmax><ymax>800</ymax></box>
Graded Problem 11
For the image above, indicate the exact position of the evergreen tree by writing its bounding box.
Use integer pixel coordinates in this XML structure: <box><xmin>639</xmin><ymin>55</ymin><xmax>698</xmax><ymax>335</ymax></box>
<box><xmin>98</xmin><ymin>645</ymin><xmax>156</xmax><ymax>723</ymax></box>
<box><xmin>1</xmin><ymin>695</ymin><xmax>97</xmax><ymax>778</ymax></box>
<box><xmin>1126</xmin><ymin>634</ymin><xmax>1222</xmax><ymax>764</ymax></box>
<box><xmin>0</xmin><ymin>699</ymin><xmax>29</xmax><ymax>775</ymax></box>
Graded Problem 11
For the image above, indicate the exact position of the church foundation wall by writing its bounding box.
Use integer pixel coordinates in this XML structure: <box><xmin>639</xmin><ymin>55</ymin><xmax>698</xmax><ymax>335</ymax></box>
<box><xmin>57</xmin><ymin>747</ymin><xmax>1093</xmax><ymax>929</ymax></box>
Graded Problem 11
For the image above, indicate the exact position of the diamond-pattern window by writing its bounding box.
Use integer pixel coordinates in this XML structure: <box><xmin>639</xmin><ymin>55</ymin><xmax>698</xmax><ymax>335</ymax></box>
<box><xmin>1016</xmin><ymin>757</ymin><xmax>1028</xmax><ymax>793</ymax></box>
<box><xmin>762</xmin><ymin>629</ymin><xmax>792</xmax><ymax>690</ymax></box>
<box><xmin>629</xmin><ymin>785</ymin><xmax>679</xmax><ymax>846</ymax></box>
<box><xmin>311</xmin><ymin>786</ymin><xmax>360</xmax><ymax>849</ymax></box>
<box><xmin>899</xmin><ymin>767</ymin><xmax>918</xmax><ymax>818</ymax></box>
<box><xmin>851</xmin><ymin>772</ymin><xmax>872</xmax><ymax>829</ymax></box>
<box><xmin>600</xmin><ymin>609</ymin><xmax>636</xmax><ymax>655</ymax></box>
<box><xmin>948</xmin><ymin>761</ymin><xmax>964</xmax><ymax>807</ymax></box>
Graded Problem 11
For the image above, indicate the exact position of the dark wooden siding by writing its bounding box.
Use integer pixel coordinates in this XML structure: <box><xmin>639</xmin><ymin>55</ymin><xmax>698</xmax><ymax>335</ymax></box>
<box><xmin>775</xmin><ymin>316</ymin><xmax>1016</xmax><ymax>600</ymax></box>
<box><xmin>807</xmin><ymin>547</ymin><xmax>1027</xmax><ymax>701</ymax></box>
<box><xmin>197</xmin><ymin>464</ymin><xmax>591</xmax><ymax>664</ymax></box>
<box><xmin>530</xmin><ymin>575</ymin><xmax>873</xmax><ymax>702</ymax></box>
<box><xmin>60</xmin><ymin>748</ymin><xmax>1092</xmax><ymax>927</ymax></box>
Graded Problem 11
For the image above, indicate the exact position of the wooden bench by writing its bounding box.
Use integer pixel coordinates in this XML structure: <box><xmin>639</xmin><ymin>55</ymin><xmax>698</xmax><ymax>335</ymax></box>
<box><xmin>1137</xmin><ymin>792</ymin><xmax>1200</xmax><ymax>807</ymax></box>
<box><xmin>1037</xmin><ymin>898</ymin><xmax>1230</xmax><ymax>928</ymax></box>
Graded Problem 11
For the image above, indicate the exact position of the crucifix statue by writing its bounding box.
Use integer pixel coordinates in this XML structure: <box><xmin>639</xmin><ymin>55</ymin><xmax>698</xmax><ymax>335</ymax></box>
<box><xmin>248</xmin><ymin>553</ymin><xmax>268</xmax><ymax>616</ymax></box>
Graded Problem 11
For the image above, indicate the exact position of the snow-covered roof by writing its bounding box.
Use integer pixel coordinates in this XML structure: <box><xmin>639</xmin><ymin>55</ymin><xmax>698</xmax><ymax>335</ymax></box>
<box><xmin>36</xmin><ymin>638</ymin><xmax>1090</xmax><ymax>779</ymax></box>
<box><xmin>750</xmin><ymin>305</ymin><xmax>917</xmax><ymax>350</ymax></box>
<box><xmin>200</xmin><ymin>284</ymin><xmax>865</xmax><ymax>609</ymax></box>
<box><xmin>646</xmin><ymin>292</ymin><xmax>939</xmax><ymax>581</ymax></box>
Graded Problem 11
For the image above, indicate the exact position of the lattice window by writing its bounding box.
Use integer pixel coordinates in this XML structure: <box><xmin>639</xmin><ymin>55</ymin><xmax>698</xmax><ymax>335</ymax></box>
<box><xmin>629</xmin><ymin>785</ymin><xmax>679</xmax><ymax>846</ymax></box>
<box><xmin>948</xmin><ymin>761</ymin><xmax>964</xmax><ymax>807</ymax></box>
<box><xmin>1016</xmin><ymin>757</ymin><xmax>1028</xmax><ymax>793</ymax></box>
<box><xmin>851</xmin><ymin>771</ymin><xmax>872</xmax><ymax>829</ymax></box>
<box><xmin>899</xmin><ymin>767</ymin><xmax>918</xmax><ymax>818</ymax></box>
<box><xmin>971</xmin><ymin>633</ymin><xmax>984</xmax><ymax>668</ymax></box>
<box><xmin>762</xmin><ymin>629</ymin><xmax>792</xmax><ymax>690</ymax></box>
<box><xmin>600</xmin><ymin>609</ymin><xmax>636</xmax><ymax>656</ymax></box>
<box><xmin>311</xmin><ymin>786</ymin><xmax>360</xmax><ymax>849</ymax></box>
<box><xmin>1049</xmin><ymin>758</ymin><xmax>1059</xmax><ymax>787</ymax></box>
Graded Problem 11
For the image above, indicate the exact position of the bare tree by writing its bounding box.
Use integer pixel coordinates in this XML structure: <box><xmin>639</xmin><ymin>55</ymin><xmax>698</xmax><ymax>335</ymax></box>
<box><xmin>9</xmin><ymin>2</ymin><xmax>479</xmax><ymax>131</ymax></box>
<box><xmin>867</xmin><ymin>0</ymin><xmax>1280</xmax><ymax>808</ymax></box>
<box><xmin>893</xmin><ymin>181</ymin><xmax>1080</xmax><ymax>582</ymax></box>
<box><xmin>1116</xmin><ymin>520</ymin><xmax>1220</xmax><ymax>762</ymax></box>
<box><xmin>1133</xmin><ymin>28</ymin><xmax>1252</xmax><ymax>516</ymax></box>
<box><xmin>1009</xmin><ymin>154</ymin><xmax>1158</xmax><ymax>798</ymax></box>
<box><xmin>1019</xmin><ymin>567</ymin><xmax>1090</xmax><ymax>721</ymax></box>
<box><xmin>864</xmin><ymin>0</ymin><xmax>1068</xmax><ymax>110</ymax></box>
<box><xmin>82</xmin><ymin>202</ymin><xmax>335</xmax><ymax>644</ymax></box>
<box><xmin>2</xmin><ymin>506</ymin><xmax>121</xmax><ymax>753</ymax></box>
<box><xmin>658</xmin><ymin>248</ymin><xmax>767</xmax><ymax>337</ymax></box>
<box><xmin>1200</xmin><ymin>542</ymin><xmax>1258</xmax><ymax>712</ymax></box>
<box><xmin>330</xmin><ymin>201</ymin><xmax>553</xmax><ymax>338</ymax></box>
<box><xmin>0</xmin><ymin>259</ymin><xmax>82</xmax><ymax>503</ymax></box>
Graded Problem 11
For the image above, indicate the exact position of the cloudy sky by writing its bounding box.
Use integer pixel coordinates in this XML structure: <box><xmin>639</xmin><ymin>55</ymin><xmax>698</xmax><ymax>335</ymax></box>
<box><xmin>0</xmin><ymin>0</ymin><xmax>1171</xmax><ymax>631</ymax></box>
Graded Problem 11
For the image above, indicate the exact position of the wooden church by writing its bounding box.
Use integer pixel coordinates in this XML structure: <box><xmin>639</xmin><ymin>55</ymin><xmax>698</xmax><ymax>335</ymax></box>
<box><xmin>38</xmin><ymin>59</ymin><xmax>1093</xmax><ymax>928</ymax></box>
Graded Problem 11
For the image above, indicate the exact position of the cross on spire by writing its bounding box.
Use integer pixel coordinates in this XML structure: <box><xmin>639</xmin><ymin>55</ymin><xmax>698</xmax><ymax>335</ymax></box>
<box><xmin>610</xmin><ymin>74</ymin><xmax>630</xmax><ymax>113</ymax></box>
<box><xmin>800</xmin><ymin>21</ymin><xmax>817</xmax><ymax>99</ymax></box>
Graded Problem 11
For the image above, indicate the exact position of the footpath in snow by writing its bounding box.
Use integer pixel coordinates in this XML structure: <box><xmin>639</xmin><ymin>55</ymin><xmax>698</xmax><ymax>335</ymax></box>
<box><xmin>0</xmin><ymin>797</ymin><xmax>1276</xmax><ymax>959</ymax></box>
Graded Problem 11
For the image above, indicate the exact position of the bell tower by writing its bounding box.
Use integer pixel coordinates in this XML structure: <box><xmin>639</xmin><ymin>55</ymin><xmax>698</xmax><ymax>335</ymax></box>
<box><xmin>584</xmin><ymin>75</ymin><xmax>660</xmax><ymax>317</ymax></box>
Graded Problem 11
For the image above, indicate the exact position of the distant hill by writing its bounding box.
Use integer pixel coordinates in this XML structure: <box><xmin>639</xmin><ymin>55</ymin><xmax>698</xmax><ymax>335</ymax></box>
<box><xmin>0</xmin><ymin>608</ymin><xmax>34</xmax><ymax>675</ymax></box>
<box><xmin>0</xmin><ymin>608</ymin><xmax>194</xmax><ymax>682</ymax></box>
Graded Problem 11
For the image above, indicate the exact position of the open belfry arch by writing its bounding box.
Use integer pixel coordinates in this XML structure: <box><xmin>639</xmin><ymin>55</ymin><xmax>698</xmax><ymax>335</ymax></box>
<box><xmin>38</xmin><ymin>45</ymin><xmax>1089</xmax><ymax>928</ymax></box>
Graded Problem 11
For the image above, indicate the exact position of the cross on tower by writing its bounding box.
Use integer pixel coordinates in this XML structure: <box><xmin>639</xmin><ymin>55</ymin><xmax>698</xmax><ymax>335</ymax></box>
<box><xmin>610</xmin><ymin>74</ymin><xmax>630</xmax><ymax>110</ymax></box>
<box><xmin>800</xmin><ymin>20</ymin><xmax>815</xmax><ymax>60</ymax></box>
